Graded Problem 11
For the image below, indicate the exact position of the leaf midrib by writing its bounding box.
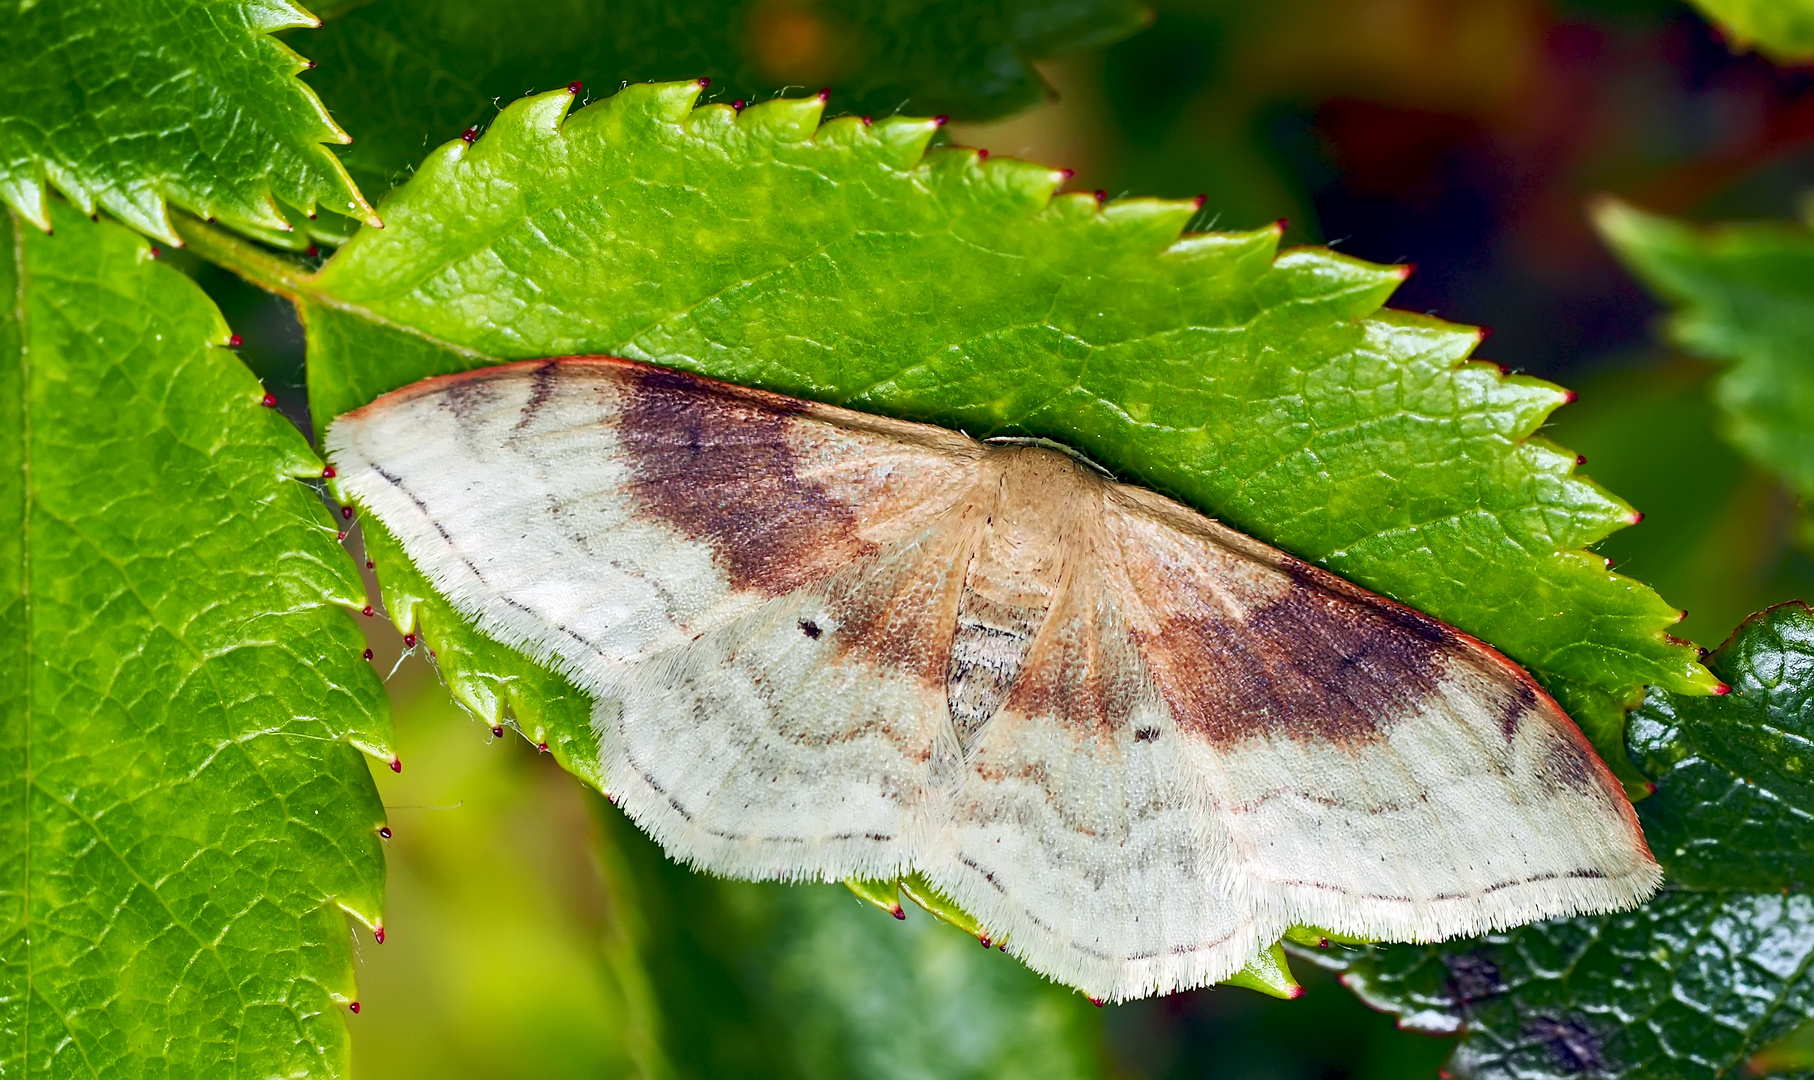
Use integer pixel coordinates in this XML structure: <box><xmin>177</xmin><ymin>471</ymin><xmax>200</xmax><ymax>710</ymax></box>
<box><xmin>10</xmin><ymin>208</ymin><xmax>31</xmax><ymax>1080</ymax></box>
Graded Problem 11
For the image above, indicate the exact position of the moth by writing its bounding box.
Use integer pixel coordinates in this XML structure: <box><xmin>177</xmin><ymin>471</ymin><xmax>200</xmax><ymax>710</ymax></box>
<box><xmin>327</xmin><ymin>356</ymin><xmax>1660</xmax><ymax>1002</ymax></box>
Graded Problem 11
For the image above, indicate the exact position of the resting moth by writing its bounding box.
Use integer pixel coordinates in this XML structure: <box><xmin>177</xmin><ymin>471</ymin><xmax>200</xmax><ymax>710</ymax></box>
<box><xmin>327</xmin><ymin>356</ymin><xmax>1659</xmax><ymax>1003</ymax></box>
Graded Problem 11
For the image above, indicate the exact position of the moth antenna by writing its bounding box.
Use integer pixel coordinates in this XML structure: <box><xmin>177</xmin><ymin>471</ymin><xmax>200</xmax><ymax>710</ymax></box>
<box><xmin>984</xmin><ymin>435</ymin><xmax>1115</xmax><ymax>478</ymax></box>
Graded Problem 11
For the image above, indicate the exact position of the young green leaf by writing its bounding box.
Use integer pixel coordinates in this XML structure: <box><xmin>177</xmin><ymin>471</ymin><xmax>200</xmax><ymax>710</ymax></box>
<box><xmin>1687</xmin><ymin>0</ymin><xmax>1814</xmax><ymax>62</ymax></box>
<box><xmin>192</xmin><ymin>80</ymin><xmax>1713</xmax><ymax>776</ymax></box>
<box><xmin>0</xmin><ymin>0</ymin><xmax>377</xmax><ymax>245</ymax></box>
<box><xmin>0</xmin><ymin>203</ymin><xmax>393</xmax><ymax>1077</ymax></box>
<box><xmin>1298</xmin><ymin>603</ymin><xmax>1814</xmax><ymax>1080</ymax></box>
<box><xmin>300</xmin><ymin>0</ymin><xmax>1150</xmax><ymax>199</ymax></box>
<box><xmin>1595</xmin><ymin>200</ymin><xmax>1814</xmax><ymax>526</ymax></box>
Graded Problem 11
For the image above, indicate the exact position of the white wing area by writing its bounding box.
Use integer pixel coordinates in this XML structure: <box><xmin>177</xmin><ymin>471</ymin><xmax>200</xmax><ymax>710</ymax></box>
<box><xmin>327</xmin><ymin>357</ymin><xmax>1661</xmax><ymax>1003</ymax></box>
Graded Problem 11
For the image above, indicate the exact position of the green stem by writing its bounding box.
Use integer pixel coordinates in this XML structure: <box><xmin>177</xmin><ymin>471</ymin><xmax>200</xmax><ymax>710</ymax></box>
<box><xmin>174</xmin><ymin>215</ymin><xmax>315</xmax><ymax>297</ymax></box>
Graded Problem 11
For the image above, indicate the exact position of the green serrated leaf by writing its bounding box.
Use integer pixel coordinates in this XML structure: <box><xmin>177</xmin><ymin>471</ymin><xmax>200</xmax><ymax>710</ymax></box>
<box><xmin>0</xmin><ymin>0</ymin><xmax>378</xmax><ymax>245</ymax></box>
<box><xmin>1298</xmin><ymin>604</ymin><xmax>1814</xmax><ymax>1080</ymax></box>
<box><xmin>299</xmin><ymin>0</ymin><xmax>1150</xmax><ymax>199</ymax></box>
<box><xmin>1542</xmin><ymin>355</ymin><xmax>1814</xmax><ymax>648</ymax></box>
<box><xmin>1595</xmin><ymin>200</ymin><xmax>1814</xmax><ymax>522</ymax></box>
<box><xmin>210</xmin><ymin>81</ymin><xmax>1715</xmax><ymax>769</ymax></box>
<box><xmin>1688</xmin><ymin>0</ymin><xmax>1814</xmax><ymax>61</ymax></box>
<box><xmin>0</xmin><ymin>203</ymin><xmax>394</xmax><ymax>1076</ymax></box>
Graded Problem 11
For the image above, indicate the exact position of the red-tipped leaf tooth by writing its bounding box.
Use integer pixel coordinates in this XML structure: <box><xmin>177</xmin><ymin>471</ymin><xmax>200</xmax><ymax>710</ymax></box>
<box><xmin>978</xmin><ymin>934</ymin><xmax>991</xmax><ymax>948</ymax></box>
<box><xmin>1093</xmin><ymin>189</ymin><xmax>1108</xmax><ymax>203</ymax></box>
<box><xmin>1395</xmin><ymin>262</ymin><xmax>1416</xmax><ymax>279</ymax></box>
<box><xmin>1496</xmin><ymin>363</ymin><xmax>1510</xmax><ymax>376</ymax></box>
<box><xmin>1713</xmin><ymin>683</ymin><xmax>1732</xmax><ymax>695</ymax></box>
<box><xmin>491</xmin><ymin>725</ymin><xmax>504</xmax><ymax>738</ymax></box>
<box><xmin>1697</xmin><ymin>646</ymin><xmax>1710</xmax><ymax>659</ymax></box>
<box><xmin>1089</xmin><ymin>997</ymin><xmax>1104</xmax><ymax>1007</ymax></box>
<box><xmin>365</xmin><ymin>559</ymin><xmax>374</xmax><ymax>569</ymax></box>
<box><xmin>731</xmin><ymin>100</ymin><xmax>745</xmax><ymax>111</ymax></box>
<box><xmin>362</xmin><ymin>648</ymin><xmax>373</xmax><ymax>661</ymax></box>
<box><xmin>568</xmin><ymin>81</ymin><xmax>582</xmax><ymax>94</ymax></box>
<box><xmin>379</xmin><ymin>826</ymin><xmax>391</xmax><ymax>839</ymax></box>
<box><xmin>538</xmin><ymin>742</ymin><xmax>550</xmax><ymax>753</ymax></box>
<box><xmin>1476</xmin><ymin>325</ymin><xmax>1494</xmax><ymax>341</ymax></box>
<box><xmin>461</xmin><ymin>127</ymin><xmax>477</xmax><ymax>143</ymax></box>
<box><xmin>1563</xmin><ymin>389</ymin><xmax>1580</xmax><ymax>404</ymax></box>
<box><xmin>1627</xmin><ymin>510</ymin><xmax>1645</xmax><ymax>525</ymax></box>
<box><xmin>322</xmin><ymin>465</ymin><xmax>337</xmax><ymax>479</ymax></box>
<box><xmin>698</xmin><ymin>77</ymin><xmax>712</xmax><ymax>89</ymax></box>
<box><xmin>305</xmin><ymin>245</ymin><xmax>319</xmax><ymax>258</ymax></box>
<box><xmin>933</xmin><ymin>114</ymin><xmax>948</xmax><ymax>126</ymax></box>
<box><xmin>361</xmin><ymin>605</ymin><xmax>373</xmax><ymax>617</ymax></box>
<box><xmin>861</xmin><ymin>116</ymin><xmax>872</xmax><ymax>125</ymax></box>
<box><xmin>815</xmin><ymin>87</ymin><xmax>829</xmax><ymax>101</ymax></box>
<box><xmin>1057</xmin><ymin>167</ymin><xmax>1075</xmax><ymax>180</ymax></box>
<box><xmin>891</xmin><ymin>905</ymin><xmax>905</xmax><ymax>920</ymax></box>
<box><xmin>1644</xmin><ymin>780</ymin><xmax>1658</xmax><ymax>796</ymax></box>
<box><xmin>348</xmin><ymin>1002</ymin><xmax>359</xmax><ymax>1014</ymax></box>
<box><xmin>341</xmin><ymin>505</ymin><xmax>354</xmax><ymax>520</ymax></box>
<box><xmin>389</xmin><ymin>757</ymin><xmax>402</xmax><ymax>773</ymax></box>
<box><xmin>1575</xmin><ymin>455</ymin><xmax>1586</xmax><ymax>466</ymax></box>
<box><xmin>1274</xmin><ymin>218</ymin><xmax>1288</xmax><ymax>233</ymax></box>
<box><xmin>336</xmin><ymin>530</ymin><xmax>347</xmax><ymax>542</ymax></box>
<box><xmin>1286</xmin><ymin>985</ymin><xmax>1306</xmax><ymax>999</ymax></box>
<box><xmin>228</xmin><ymin>333</ymin><xmax>243</xmax><ymax>347</ymax></box>
<box><xmin>976</xmin><ymin>148</ymin><xmax>989</xmax><ymax>160</ymax></box>
<box><xmin>1675</xmin><ymin>609</ymin><xmax>1688</xmax><ymax>624</ymax></box>
<box><xmin>373</xmin><ymin>925</ymin><xmax>385</xmax><ymax>944</ymax></box>
<box><xmin>261</xmin><ymin>392</ymin><xmax>277</xmax><ymax>407</ymax></box>
<box><xmin>149</xmin><ymin>246</ymin><xmax>160</xmax><ymax>258</ymax></box>
<box><xmin>1193</xmin><ymin>194</ymin><xmax>1207</xmax><ymax>210</ymax></box>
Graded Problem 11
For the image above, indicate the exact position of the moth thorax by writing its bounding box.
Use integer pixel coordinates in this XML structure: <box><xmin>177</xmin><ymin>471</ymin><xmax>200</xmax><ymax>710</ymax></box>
<box><xmin>945</xmin><ymin>447</ymin><xmax>1093</xmax><ymax>751</ymax></box>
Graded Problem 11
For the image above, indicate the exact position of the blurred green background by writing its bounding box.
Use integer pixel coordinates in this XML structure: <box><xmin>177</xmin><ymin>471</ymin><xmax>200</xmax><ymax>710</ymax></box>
<box><xmin>181</xmin><ymin>0</ymin><xmax>1814</xmax><ymax>1074</ymax></box>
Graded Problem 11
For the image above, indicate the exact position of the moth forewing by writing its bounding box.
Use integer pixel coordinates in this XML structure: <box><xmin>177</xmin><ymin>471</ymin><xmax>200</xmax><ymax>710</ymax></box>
<box><xmin>326</xmin><ymin>355</ymin><xmax>1661</xmax><ymax>1003</ymax></box>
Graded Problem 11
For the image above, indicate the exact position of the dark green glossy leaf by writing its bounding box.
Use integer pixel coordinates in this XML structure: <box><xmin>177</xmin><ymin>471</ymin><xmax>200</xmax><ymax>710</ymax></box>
<box><xmin>1301</xmin><ymin>604</ymin><xmax>1814</xmax><ymax>1080</ymax></box>
<box><xmin>1628</xmin><ymin>603</ymin><xmax>1814</xmax><ymax>892</ymax></box>
<box><xmin>0</xmin><ymin>203</ymin><xmax>393</xmax><ymax>1076</ymax></box>
<box><xmin>0</xmin><ymin>0</ymin><xmax>377</xmax><ymax>244</ymax></box>
<box><xmin>1312</xmin><ymin>889</ymin><xmax>1814</xmax><ymax>1080</ymax></box>
<box><xmin>301</xmin><ymin>0</ymin><xmax>1150</xmax><ymax>199</ymax></box>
